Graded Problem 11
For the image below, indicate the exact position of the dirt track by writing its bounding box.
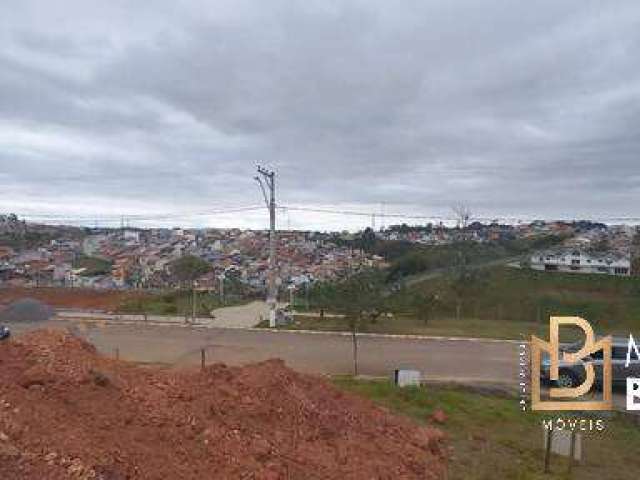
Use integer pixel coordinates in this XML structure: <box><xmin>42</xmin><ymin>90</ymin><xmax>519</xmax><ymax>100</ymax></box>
<box><xmin>0</xmin><ymin>329</ymin><xmax>447</xmax><ymax>479</ymax></box>
<box><xmin>0</xmin><ymin>287</ymin><xmax>143</xmax><ymax>311</ymax></box>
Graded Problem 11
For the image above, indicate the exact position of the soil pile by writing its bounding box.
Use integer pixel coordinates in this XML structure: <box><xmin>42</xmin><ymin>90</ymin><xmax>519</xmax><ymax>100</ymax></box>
<box><xmin>0</xmin><ymin>330</ymin><xmax>447</xmax><ymax>479</ymax></box>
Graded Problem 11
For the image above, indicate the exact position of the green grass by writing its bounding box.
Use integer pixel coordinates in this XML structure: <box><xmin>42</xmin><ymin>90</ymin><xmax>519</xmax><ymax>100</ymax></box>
<box><xmin>397</xmin><ymin>266</ymin><xmax>640</xmax><ymax>335</ymax></box>
<box><xmin>72</xmin><ymin>254</ymin><xmax>112</xmax><ymax>276</ymax></box>
<box><xmin>117</xmin><ymin>290</ymin><xmax>246</xmax><ymax>316</ymax></box>
<box><xmin>381</xmin><ymin>235</ymin><xmax>566</xmax><ymax>282</ymax></box>
<box><xmin>283</xmin><ymin>314</ymin><xmax>542</xmax><ymax>339</ymax></box>
<box><xmin>291</xmin><ymin>267</ymin><xmax>640</xmax><ymax>339</ymax></box>
<box><xmin>333</xmin><ymin>377</ymin><xmax>640</xmax><ymax>479</ymax></box>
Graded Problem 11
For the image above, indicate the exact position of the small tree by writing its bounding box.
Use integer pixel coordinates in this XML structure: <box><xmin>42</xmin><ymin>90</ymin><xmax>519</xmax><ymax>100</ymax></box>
<box><xmin>452</xmin><ymin>203</ymin><xmax>472</xmax><ymax>230</ymax></box>
<box><xmin>451</xmin><ymin>263</ymin><xmax>478</xmax><ymax>321</ymax></box>
<box><xmin>412</xmin><ymin>292</ymin><xmax>440</xmax><ymax>325</ymax></box>
<box><xmin>169</xmin><ymin>255</ymin><xmax>212</xmax><ymax>288</ymax></box>
<box><xmin>333</xmin><ymin>270</ymin><xmax>385</xmax><ymax>376</ymax></box>
<box><xmin>357</xmin><ymin>227</ymin><xmax>377</xmax><ymax>253</ymax></box>
<box><xmin>591</xmin><ymin>238</ymin><xmax>611</xmax><ymax>253</ymax></box>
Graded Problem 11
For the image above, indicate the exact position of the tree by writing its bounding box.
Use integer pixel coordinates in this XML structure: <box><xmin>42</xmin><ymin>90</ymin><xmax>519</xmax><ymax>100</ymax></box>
<box><xmin>452</xmin><ymin>203</ymin><xmax>472</xmax><ymax>230</ymax></box>
<box><xmin>591</xmin><ymin>238</ymin><xmax>611</xmax><ymax>253</ymax></box>
<box><xmin>357</xmin><ymin>227</ymin><xmax>377</xmax><ymax>253</ymax></box>
<box><xmin>169</xmin><ymin>255</ymin><xmax>212</xmax><ymax>287</ymax></box>
<box><xmin>332</xmin><ymin>269</ymin><xmax>386</xmax><ymax>376</ymax></box>
<box><xmin>632</xmin><ymin>257</ymin><xmax>640</xmax><ymax>277</ymax></box>
<box><xmin>451</xmin><ymin>262</ymin><xmax>476</xmax><ymax>320</ymax></box>
<box><xmin>412</xmin><ymin>292</ymin><xmax>440</xmax><ymax>325</ymax></box>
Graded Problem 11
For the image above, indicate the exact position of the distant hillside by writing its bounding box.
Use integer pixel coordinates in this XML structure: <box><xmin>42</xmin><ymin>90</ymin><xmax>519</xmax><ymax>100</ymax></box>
<box><xmin>0</xmin><ymin>214</ymin><xmax>85</xmax><ymax>251</ymax></box>
<box><xmin>390</xmin><ymin>266</ymin><xmax>640</xmax><ymax>333</ymax></box>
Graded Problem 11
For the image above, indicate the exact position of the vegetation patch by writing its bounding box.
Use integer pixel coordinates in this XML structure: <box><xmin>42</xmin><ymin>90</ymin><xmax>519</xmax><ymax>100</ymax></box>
<box><xmin>72</xmin><ymin>255</ymin><xmax>112</xmax><ymax>276</ymax></box>
<box><xmin>334</xmin><ymin>377</ymin><xmax>640</xmax><ymax>480</ymax></box>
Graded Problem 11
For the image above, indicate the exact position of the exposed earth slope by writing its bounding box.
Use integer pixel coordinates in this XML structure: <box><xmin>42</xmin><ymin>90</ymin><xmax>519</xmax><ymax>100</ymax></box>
<box><xmin>0</xmin><ymin>330</ymin><xmax>446</xmax><ymax>479</ymax></box>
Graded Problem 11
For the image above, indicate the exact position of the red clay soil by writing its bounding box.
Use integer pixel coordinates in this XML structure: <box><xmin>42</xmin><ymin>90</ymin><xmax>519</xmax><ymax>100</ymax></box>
<box><xmin>0</xmin><ymin>330</ymin><xmax>447</xmax><ymax>479</ymax></box>
<box><xmin>0</xmin><ymin>287</ymin><xmax>144</xmax><ymax>311</ymax></box>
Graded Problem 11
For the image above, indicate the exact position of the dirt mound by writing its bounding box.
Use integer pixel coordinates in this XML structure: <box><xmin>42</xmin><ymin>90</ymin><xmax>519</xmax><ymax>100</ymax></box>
<box><xmin>0</xmin><ymin>298</ymin><xmax>54</xmax><ymax>323</ymax></box>
<box><xmin>0</xmin><ymin>287</ymin><xmax>146</xmax><ymax>312</ymax></box>
<box><xmin>0</xmin><ymin>330</ymin><xmax>447</xmax><ymax>479</ymax></box>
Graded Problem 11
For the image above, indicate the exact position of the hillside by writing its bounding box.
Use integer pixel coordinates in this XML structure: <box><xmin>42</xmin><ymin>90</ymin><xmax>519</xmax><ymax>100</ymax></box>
<box><xmin>293</xmin><ymin>264</ymin><xmax>640</xmax><ymax>339</ymax></box>
<box><xmin>395</xmin><ymin>266</ymin><xmax>640</xmax><ymax>332</ymax></box>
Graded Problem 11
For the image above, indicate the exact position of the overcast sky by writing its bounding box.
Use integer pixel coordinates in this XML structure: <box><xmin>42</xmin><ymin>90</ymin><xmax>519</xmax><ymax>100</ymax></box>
<box><xmin>1</xmin><ymin>1</ymin><xmax>639</xmax><ymax>230</ymax></box>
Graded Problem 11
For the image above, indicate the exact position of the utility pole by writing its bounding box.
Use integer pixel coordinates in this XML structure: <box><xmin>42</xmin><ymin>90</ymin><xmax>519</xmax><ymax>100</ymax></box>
<box><xmin>288</xmin><ymin>284</ymin><xmax>296</xmax><ymax>308</ymax></box>
<box><xmin>255</xmin><ymin>166</ymin><xmax>278</xmax><ymax>327</ymax></box>
<box><xmin>218</xmin><ymin>273</ymin><xmax>225</xmax><ymax>304</ymax></box>
<box><xmin>192</xmin><ymin>280</ymin><xmax>197</xmax><ymax>322</ymax></box>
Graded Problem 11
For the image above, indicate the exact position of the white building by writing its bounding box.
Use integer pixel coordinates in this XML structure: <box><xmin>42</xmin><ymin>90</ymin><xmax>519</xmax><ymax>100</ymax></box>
<box><xmin>530</xmin><ymin>249</ymin><xmax>631</xmax><ymax>276</ymax></box>
<box><xmin>123</xmin><ymin>229</ymin><xmax>141</xmax><ymax>243</ymax></box>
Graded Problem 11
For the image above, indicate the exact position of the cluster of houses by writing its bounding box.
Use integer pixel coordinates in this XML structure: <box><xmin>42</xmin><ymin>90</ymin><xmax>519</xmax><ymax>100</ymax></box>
<box><xmin>375</xmin><ymin>219</ymin><xmax>589</xmax><ymax>244</ymax></box>
<box><xmin>0</xmin><ymin>226</ymin><xmax>385</xmax><ymax>292</ymax></box>
<box><xmin>376</xmin><ymin>222</ymin><xmax>517</xmax><ymax>244</ymax></box>
<box><xmin>0</xmin><ymin>217</ymin><xmax>636</xmax><ymax>292</ymax></box>
<box><xmin>529</xmin><ymin>224</ymin><xmax>635</xmax><ymax>277</ymax></box>
<box><xmin>376</xmin><ymin>219</ymin><xmax>637</xmax><ymax>277</ymax></box>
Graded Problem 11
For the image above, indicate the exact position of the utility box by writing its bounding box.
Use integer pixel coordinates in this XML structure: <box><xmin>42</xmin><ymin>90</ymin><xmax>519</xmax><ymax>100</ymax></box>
<box><xmin>275</xmin><ymin>308</ymin><xmax>293</xmax><ymax>326</ymax></box>
<box><xmin>543</xmin><ymin>429</ymin><xmax>582</xmax><ymax>461</ymax></box>
<box><xmin>394</xmin><ymin>369</ymin><xmax>421</xmax><ymax>387</ymax></box>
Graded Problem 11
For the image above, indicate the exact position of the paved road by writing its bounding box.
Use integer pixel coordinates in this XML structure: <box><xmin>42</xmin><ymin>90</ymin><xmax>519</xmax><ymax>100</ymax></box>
<box><xmin>7</xmin><ymin>320</ymin><xmax>634</xmax><ymax>413</ymax></box>
<box><xmin>6</xmin><ymin>320</ymin><xmax>520</xmax><ymax>384</ymax></box>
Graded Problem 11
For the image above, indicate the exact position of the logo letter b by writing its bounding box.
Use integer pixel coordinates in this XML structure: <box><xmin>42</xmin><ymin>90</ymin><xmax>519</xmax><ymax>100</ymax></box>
<box><xmin>627</xmin><ymin>378</ymin><xmax>640</xmax><ymax>411</ymax></box>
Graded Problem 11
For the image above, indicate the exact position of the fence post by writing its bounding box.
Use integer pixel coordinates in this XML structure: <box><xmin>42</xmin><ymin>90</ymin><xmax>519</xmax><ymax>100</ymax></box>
<box><xmin>201</xmin><ymin>348</ymin><xmax>206</xmax><ymax>371</ymax></box>
<box><xmin>567</xmin><ymin>431</ymin><xmax>576</xmax><ymax>473</ymax></box>
<box><xmin>352</xmin><ymin>328</ymin><xmax>359</xmax><ymax>377</ymax></box>
<box><xmin>544</xmin><ymin>428</ymin><xmax>552</xmax><ymax>473</ymax></box>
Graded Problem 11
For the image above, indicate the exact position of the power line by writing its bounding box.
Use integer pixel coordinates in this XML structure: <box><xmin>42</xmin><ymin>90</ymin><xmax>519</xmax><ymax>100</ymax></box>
<box><xmin>17</xmin><ymin>206</ymin><xmax>265</xmax><ymax>223</ymax></box>
<box><xmin>10</xmin><ymin>204</ymin><xmax>640</xmax><ymax>227</ymax></box>
<box><xmin>282</xmin><ymin>205</ymin><xmax>451</xmax><ymax>221</ymax></box>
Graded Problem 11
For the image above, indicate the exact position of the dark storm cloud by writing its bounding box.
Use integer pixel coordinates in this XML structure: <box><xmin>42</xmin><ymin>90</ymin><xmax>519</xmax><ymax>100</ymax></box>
<box><xmin>1</xmin><ymin>0</ymin><xmax>640</xmax><ymax>228</ymax></box>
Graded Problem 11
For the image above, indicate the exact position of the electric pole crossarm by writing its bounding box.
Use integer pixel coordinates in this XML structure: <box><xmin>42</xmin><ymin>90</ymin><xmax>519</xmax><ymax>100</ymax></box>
<box><xmin>254</xmin><ymin>176</ymin><xmax>270</xmax><ymax>209</ymax></box>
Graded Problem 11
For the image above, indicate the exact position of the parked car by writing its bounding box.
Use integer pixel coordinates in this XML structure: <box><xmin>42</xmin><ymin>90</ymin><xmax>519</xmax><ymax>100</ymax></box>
<box><xmin>540</xmin><ymin>336</ymin><xmax>640</xmax><ymax>388</ymax></box>
<box><xmin>0</xmin><ymin>325</ymin><xmax>10</xmax><ymax>341</ymax></box>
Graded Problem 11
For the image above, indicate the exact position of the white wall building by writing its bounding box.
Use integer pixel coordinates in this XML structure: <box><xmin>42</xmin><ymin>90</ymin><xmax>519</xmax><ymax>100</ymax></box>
<box><xmin>123</xmin><ymin>229</ymin><xmax>141</xmax><ymax>243</ymax></box>
<box><xmin>530</xmin><ymin>249</ymin><xmax>631</xmax><ymax>276</ymax></box>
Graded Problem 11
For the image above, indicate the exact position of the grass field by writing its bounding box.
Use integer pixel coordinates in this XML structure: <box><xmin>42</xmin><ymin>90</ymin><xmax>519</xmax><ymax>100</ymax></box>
<box><xmin>334</xmin><ymin>377</ymin><xmax>640</xmax><ymax>479</ymax></box>
<box><xmin>72</xmin><ymin>254</ymin><xmax>112</xmax><ymax>276</ymax></box>
<box><xmin>117</xmin><ymin>290</ymin><xmax>247</xmax><ymax>316</ymax></box>
<box><xmin>291</xmin><ymin>266</ymin><xmax>640</xmax><ymax>339</ymax></box>
<box><xmin>389</xmin><ymin>266</ymin><xmax>640</xmax><ymax>327</ymax></box>
<box><xmin>286</xmin><ymin>314</ymin><xmax>543</xmax><ymax>339</ymax></box>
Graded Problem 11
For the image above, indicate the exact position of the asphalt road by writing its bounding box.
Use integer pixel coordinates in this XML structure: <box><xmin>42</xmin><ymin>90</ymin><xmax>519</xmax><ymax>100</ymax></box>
<box><xmin>6</xmin><ymin>319</ymin><xmax>521</xmax><ymax>384</ymax></box>
<box><xmin>7</xmin><ymin>320</ymin><xmax>634</xmax><ymax>412</ymax></box>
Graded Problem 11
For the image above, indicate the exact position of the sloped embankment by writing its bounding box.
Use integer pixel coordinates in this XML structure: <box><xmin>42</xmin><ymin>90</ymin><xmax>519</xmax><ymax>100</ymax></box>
<box><xmin>0</xmin><ymin>330</ymin><xmax>446</xmax><ymax>479</ymax></box>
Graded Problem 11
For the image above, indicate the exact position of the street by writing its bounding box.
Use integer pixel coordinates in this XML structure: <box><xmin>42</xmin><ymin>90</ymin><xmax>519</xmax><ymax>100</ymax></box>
<box><xmin>7</xmin><ymin>319</ymin><xmax>634</xmax><ymax>411</ymax></box>
<box><xmin>7</xmin><ymin>319</ymin><xmax>520</xmax><ymax>383</ymax></box>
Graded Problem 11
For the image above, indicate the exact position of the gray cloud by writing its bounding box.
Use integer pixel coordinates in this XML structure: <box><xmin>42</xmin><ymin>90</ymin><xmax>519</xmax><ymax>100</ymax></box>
<box><xmin>1</xmin><ymin>0</ymin><xmax>640</xmax><ymax>229</ymax></box>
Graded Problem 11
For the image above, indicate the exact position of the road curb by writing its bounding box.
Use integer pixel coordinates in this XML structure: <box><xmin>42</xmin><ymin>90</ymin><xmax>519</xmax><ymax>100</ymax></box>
<box><xmin>250</xmin><ymin>327</ymin><xmax>521</xmax><ymax>344</ymax></box>
<box><xmin>50</xmin><ymin>315</ymin><xmax>521</xmax><ymax>343</ymax></box>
